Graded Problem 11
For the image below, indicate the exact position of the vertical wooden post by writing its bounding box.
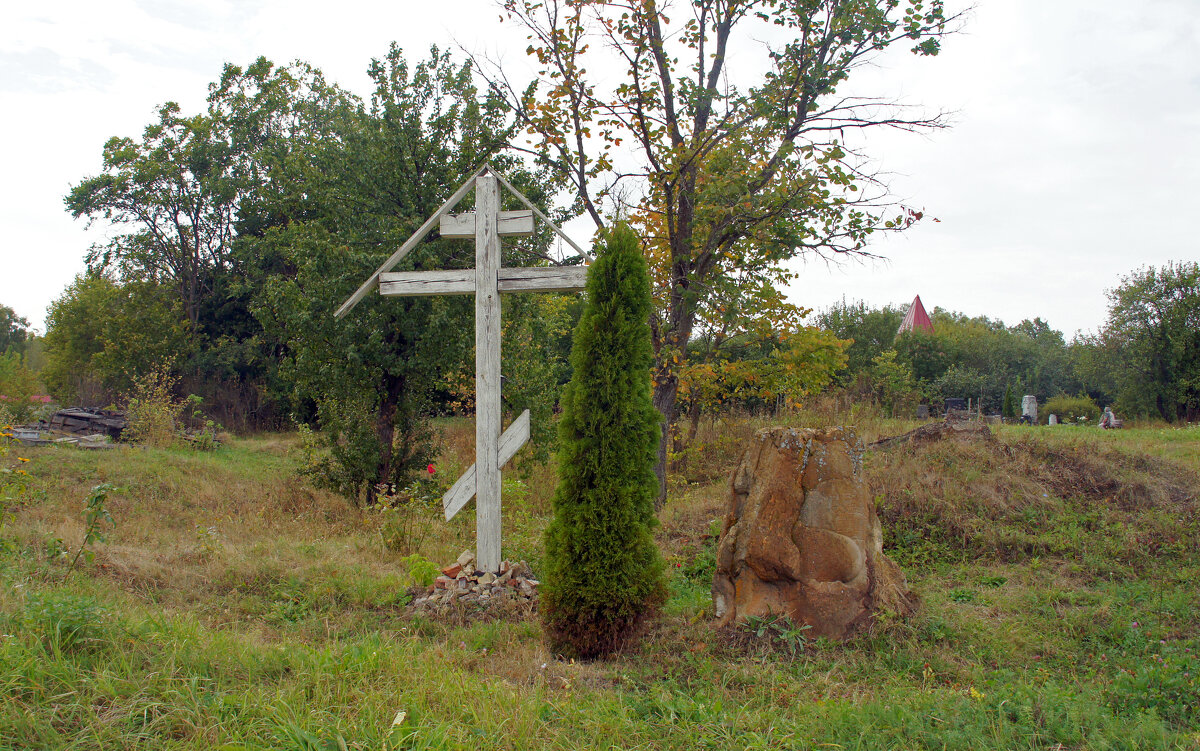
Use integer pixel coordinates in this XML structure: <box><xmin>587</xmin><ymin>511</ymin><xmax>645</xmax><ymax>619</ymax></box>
<box><xmin>474</xmin><ymin>174</ymin><xmax>502</xmax><ymax>573</ymax></box>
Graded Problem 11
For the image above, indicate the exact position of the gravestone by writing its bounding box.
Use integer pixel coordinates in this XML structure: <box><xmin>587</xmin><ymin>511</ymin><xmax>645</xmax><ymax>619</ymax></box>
<box><xmin>336</xmin><ymin>166</ymin><xmax>588</xmax><ymax>572</ymax></box>
<box><xmin>1021</xmin><ymin>395</ymin><xmax>1038</xmax><ymax>423</ymax></box>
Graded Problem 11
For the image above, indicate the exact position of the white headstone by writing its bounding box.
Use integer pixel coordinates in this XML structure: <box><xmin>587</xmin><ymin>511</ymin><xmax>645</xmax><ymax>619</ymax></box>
<box><xmin>1021</xmin><ymin>395</ymin><xmax>1038</xmax><ymax>422</ymax></box>
<box><xmin>1048</xmin><ymin>414</ymin><xmax>1057</xmax><ymax>425</ymax></box>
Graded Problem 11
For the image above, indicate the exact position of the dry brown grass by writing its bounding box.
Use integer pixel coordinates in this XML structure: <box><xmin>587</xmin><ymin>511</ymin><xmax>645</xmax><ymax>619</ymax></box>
<box><xmin>866</xmin><ymin>424</ymin><xmax>1200</xmax><ymax>568</ymax></box>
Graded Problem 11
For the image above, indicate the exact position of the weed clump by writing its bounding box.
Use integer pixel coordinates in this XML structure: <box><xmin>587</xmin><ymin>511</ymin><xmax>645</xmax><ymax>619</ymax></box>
<box><xmin>540</xmin><ymin>225</ymin><xmax>666</xmax><ymax>659</ymax></box>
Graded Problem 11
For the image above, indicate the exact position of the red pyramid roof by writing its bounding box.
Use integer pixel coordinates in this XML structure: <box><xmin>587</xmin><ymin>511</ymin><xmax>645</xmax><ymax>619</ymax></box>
<box><xmin>897</xmin><ymin>295</ymin><xmax>933</xmax><ymax>336</ymax></box>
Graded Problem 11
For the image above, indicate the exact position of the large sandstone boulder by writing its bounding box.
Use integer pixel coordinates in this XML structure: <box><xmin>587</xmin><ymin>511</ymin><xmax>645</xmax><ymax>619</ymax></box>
<box><xmin>712</xmin><ymin>427</ymin><xmax>916</xmax><ymax>638</ymax></box>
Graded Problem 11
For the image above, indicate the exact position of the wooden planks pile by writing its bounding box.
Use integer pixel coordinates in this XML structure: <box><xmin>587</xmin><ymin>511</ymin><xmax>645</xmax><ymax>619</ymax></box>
<box><xmin>46</xmin><ymin>408</ymin><xmax>126</xmax><ymax>440</ymax></box>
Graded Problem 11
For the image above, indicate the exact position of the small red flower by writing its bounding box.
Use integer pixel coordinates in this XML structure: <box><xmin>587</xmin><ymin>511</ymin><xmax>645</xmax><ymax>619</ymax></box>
<box><xmin>427</xmin><ymin>463</ymin><xmax>436</xmax><ymax>475</ymax></box>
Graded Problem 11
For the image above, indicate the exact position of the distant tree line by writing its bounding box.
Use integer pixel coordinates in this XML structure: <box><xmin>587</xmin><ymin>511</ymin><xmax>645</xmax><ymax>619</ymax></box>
<box><xmin>813</xmin><ymin>262</ymin><xmax>1200</xmax><ymax>423</ymax></box>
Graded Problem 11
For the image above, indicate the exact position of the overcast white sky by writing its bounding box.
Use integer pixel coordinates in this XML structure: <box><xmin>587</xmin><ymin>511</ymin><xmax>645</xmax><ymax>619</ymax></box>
<box><xmin>2</xmin><ymin>0</ymin><xmax>1197</xmax><ymax>337</ymax></box>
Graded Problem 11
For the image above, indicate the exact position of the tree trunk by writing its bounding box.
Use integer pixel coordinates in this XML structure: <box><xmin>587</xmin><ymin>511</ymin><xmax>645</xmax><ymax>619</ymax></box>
<box><xmin>368</xmin><ymin>372</ymin><xmax>404</xmax><ymax>506</ymax></box>
<box><xmin>651</xmin><ymin>371</ymin><xmax>679</xmax><ymax>510</ymax></box>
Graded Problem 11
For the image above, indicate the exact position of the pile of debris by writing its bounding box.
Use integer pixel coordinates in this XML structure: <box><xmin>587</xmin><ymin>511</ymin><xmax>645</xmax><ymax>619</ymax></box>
<box><xmin>411</xmin><ymin>550</ymin><xmax>540</xmax><ymax>611</ymax></box>
<box><xmin>10</xmin><ymin>408</ymin><xmax>126</xmax><ymax>449</ymax></box>
<box><xmin>47</xmin><ymin>408</ymin><xmax>126</xmax><ymax>439</ymax></box>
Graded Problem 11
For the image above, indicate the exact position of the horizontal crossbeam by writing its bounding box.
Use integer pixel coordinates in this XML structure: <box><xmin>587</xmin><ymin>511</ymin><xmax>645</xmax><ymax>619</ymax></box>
<box><xmin>440</xmin><ymin>210</ymin><xmax>534</xmax><ymax>239</ymax></box>
<box><xmin>496</xmin><ymin>266</ymin><xmax>588</xmax><ymax>293</ymax></box>
<box><xmin>442</xmin><ymin>409</ymin><xmax>530</xmax><ymax>521</ymax></box>
<box><xmin>379</xmin><ymin>269</ymin><xmax>474</xmax><ymax>297</ymax></box>
<box><xmin>379</xmin><ymin>266</ymin><xmax>588</xmax><ymax>297</ymax></box>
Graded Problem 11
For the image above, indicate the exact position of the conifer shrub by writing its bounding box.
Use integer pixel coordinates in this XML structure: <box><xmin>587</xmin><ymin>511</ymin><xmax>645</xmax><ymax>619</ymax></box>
<box><xmin>540</xmin><ymin>224</ymin><xmax>666</xmax><ymax>659</ymax></box>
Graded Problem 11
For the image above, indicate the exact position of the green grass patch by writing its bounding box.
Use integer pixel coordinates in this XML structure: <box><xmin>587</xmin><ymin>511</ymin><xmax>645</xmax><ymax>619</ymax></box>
<box><xmin>0</xmin><ymin>426</ymin><xmax>1197</xmax><ymax>749</ymax></box>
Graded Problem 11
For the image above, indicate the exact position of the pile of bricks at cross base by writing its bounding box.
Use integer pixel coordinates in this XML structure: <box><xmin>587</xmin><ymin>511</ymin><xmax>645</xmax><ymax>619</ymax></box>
<box><xmin>411</xmin><ymin>550</ymin><xmax>540</xmax><ymax>611</ymax></box>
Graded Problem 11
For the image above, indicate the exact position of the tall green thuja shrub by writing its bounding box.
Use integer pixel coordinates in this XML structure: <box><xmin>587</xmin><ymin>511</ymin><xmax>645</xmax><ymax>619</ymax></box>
<box><xmin>541</xmin><ymin>224</ymin><xmax>666</xmax><ymax>658</ymax></box>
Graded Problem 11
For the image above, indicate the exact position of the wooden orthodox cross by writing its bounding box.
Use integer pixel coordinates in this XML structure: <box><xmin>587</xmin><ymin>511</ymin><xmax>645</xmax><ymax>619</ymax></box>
<box><xmin>336</xmin><ymin>166</ymin><xmax>588</xmax><ymax>573</ymax></box>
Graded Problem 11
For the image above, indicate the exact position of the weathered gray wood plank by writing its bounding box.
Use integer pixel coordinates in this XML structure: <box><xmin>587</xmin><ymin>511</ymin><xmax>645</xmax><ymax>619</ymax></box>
<box><xmin>441</xmin><ymin>409</ymin><xmax>530</xmax><ymax>521</ymax></box>
<box><xmin>379</xmin><ymin>270</ymin><xmax>475</xmax><ymax>296</ymax></box>
<box><xmin>475</xmin><ymin>174</ymin><xmax>503</xmax><ymax>573</ymax></box>
<box><xmin>497</xmin><ymin>266</ymin><xmax>588</xmax><ymax>293</ymax></box>
<box><xmin>440</xmin><ymin>210</ymin><xmax>534</xmax><ymax>239</ymax></box>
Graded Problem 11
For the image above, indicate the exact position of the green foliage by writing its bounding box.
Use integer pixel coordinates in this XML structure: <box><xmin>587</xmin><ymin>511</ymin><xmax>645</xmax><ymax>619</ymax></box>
<box><xmin>0</xmin><ymin>350</ymin><xmax>41</xmax><ymax>422</ymax></box>
<box><xmin>928</xmin><ymin>364</ymin><xmax>986</xmax><ymax>408</ymax></box>
<box><xmin>541</xmin><ymin>225</ymin><xmax>667</xmax><ymax>658</ymax></box>
<box><xmin>824</xmin><ymin>302</ymin><xmax>1079</xmax><ymax>416</ymax></box>
<box><xmin>371</xmin><ymin>478</ymin><xmax>445</xmax><ymax>556</ymax></box>
<box><xmin>41</xmin><ymin>275</ymin><xmax>188</xmax><ymax>404</ymax></box>
<box><xmin>1109</xmin><ymin>642</ymin><xmax>1198</xmax><ymax>727</ymax></box>
<box><xmin>739</xmin><ymin>613</ymin><xmax>813</xmax><ymax>658</ymax></box>
<box><xmin>0</xmin><ymin>304</ymin><xmax>30</xmax><ymax>356</ymax></box>
<box><xmin>817</xmin><ymin>299</ymin><xmax>907</xmax><ymax>379</ymax></box>
<box><xmin>64</xmin><ymin>99</ymin><xmax>241</xmax><ymax>328</ymax></box>
<box><xmin>20</xmin><ymin>591</ymin><xmax>108</xmax><ymax>654</ymax></box>
<box><xmin>1042</xmin><ymin>394</ymin><xmax>1100</xmax><ymax>424</ymax></box>
<box><xmin>1002</xmin><ymin>384</ymin><xmax>1016</xmax><ymax>419</ymax></box>
<box><xmin>65</xmin><ymin>483</ymin><xmax>118</xmax><ymax>577</ymax></box>
<box><xmin>1077</xmin><ymin>261</ymin><xmax>1200</xmax><ymax>421</ymax></box>
<box><xmin>869</xmin><ymin>350</ymin><xmax>920</xmax><ymax>418</ymax></box>
<box><xmin>399</xmin><ymin>554</ymin><xmax>440</xmax><ymax>589</ymax></box>
<box><xmin>122</xmin><ymin>368</ymin><xmax>188</xmax><ymax>447</ymax></box>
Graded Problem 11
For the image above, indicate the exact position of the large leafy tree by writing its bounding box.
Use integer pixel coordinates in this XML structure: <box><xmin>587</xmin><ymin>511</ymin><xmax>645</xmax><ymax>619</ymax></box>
<box><xmin>65</xmin><ymin>105</ymin><xmax>240</xmax><ymax>329</ymax></box>
<box><xmin>247</xmin><ymin>46</ymin><xmax>563</xmax><ymax>502</ymax></box>
<box><xmin>60</xmin><ymin>59</ymin><xmax>344</xmax><ymax>426</ymax></box>
<box><xmin>542</xmin><ymin>224</ymin><xmax>666</xmax><ymax>658</ymax></box>
<box><xmin>485</xmin><ymin>0</ymin><xmax>956</xmax><ymax>502</ymax></box>
<box><xmin>817</xmin><ymin>299</ymin><xmax>905</xmax><ymax>379</ymax></box>
<box><xmin>1079</xmin><ymin>262</ymin><xmax>1200</xmax><ymax>421</ymax></box>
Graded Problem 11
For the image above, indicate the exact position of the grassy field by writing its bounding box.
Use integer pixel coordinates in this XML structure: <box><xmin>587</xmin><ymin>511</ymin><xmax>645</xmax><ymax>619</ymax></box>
<box><xmin>1</xmin><ymin>416</ymin><xmax>1197</xmax><ymax>750</ymax></box>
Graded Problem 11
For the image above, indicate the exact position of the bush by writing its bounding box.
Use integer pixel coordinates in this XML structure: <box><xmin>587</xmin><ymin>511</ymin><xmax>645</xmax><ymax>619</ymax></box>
<box><xmin>541</xmin><ymin>224</ymin><xmax>667</xmax><ymax>659</ymax></box>
<box><xmin>1042</xmin><ymin>394</ymin><xmax>1100</xmax><ymax>424</ymax></box>
<box><xmin>0</xmin><ymin>351</ymin><xmax>42</xmax><ymax>423</ymax></box>
<box><xmin>123</xmin><ymin>368</ymin><xmax>188</xmax><ymax>447</ymax></box>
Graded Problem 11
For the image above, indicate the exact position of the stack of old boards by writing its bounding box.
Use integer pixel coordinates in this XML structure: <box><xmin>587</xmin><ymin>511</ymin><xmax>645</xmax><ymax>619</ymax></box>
<box><xmin>11</xmin><ymin>407</ymin><xmax>125</xmax><ymax>449</ymax></box>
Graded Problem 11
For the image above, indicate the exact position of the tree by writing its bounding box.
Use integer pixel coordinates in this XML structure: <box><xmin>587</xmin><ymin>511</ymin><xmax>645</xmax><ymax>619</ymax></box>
<box><xmin>486</xmin><ymin>0</ymin><xmax>955</xmax><ymax>502</ymax></box>
<box><xmin>65</xmin><ymin>104</ymin><xmax>240</xmax><ymax>329</ymax></box>
<box><xmin>677</xmin><ymin>322</ymin><xmax>847</xmax><ymax>443</ymax></box>
<box><xmin>41</xmin><ymin>275</ymin><xmax>189</xmax><ymax>404</ymax></box>
<box><xmin>247</xmin><ymin>47</ymin><xmax>563</xmax><ymax>502</ymax></box>
<box><xmin>1080</xmin><ymin>262</ymin><xmax>1200</xmax><ymax>421</ymax></box>
<box><xmin>1002</xmin><ymin>384</ymin><xmax>1016</xmax><ymax>419</ymax></box>
<box><xmin>541</xmin><ymin>224</ymin><xmax>666</xmax><ymax>658</ymax></box>
<box><xmin>869</xmin><ymin>349</ymin><xmax>919</xmax><ymax>417</ymax></box>
<box><xmin>0</xmin><ymin>305</ymin><xmax>30</xmax><ymax>356</ymax></box>
<box><xmin>817</xmin><ymin>299</ymin><xmax>905</xmax><ymax>380</ymax></box>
